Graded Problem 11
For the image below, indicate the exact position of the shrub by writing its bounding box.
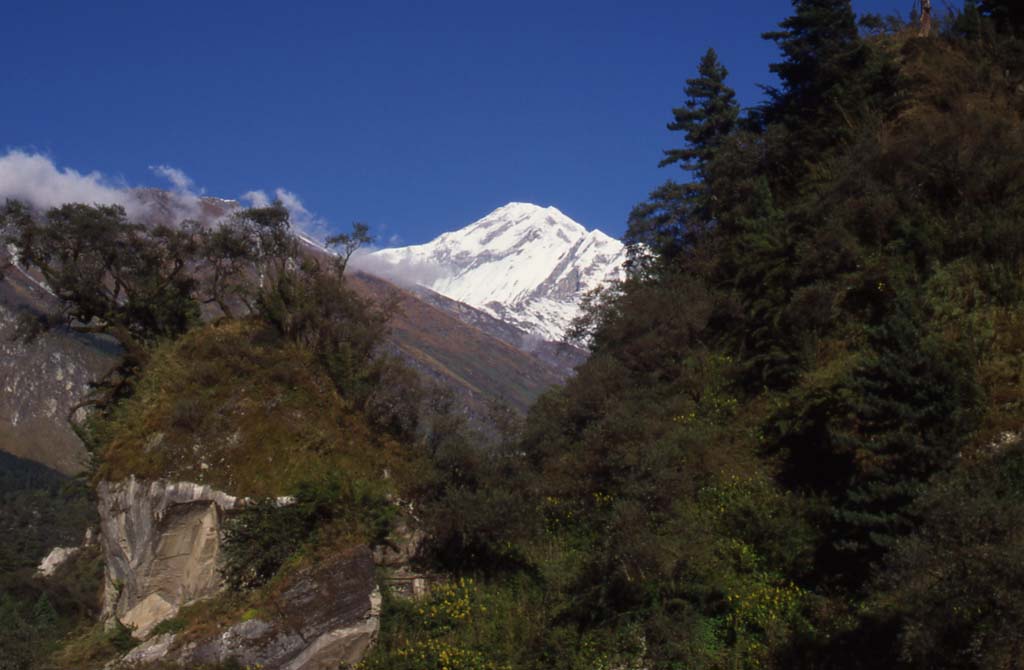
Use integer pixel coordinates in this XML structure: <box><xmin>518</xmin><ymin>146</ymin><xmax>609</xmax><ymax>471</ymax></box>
<box><xmin>220</xmin><ymin>474</ymin><xmax>394</xmax><ymax>590</ymax></box>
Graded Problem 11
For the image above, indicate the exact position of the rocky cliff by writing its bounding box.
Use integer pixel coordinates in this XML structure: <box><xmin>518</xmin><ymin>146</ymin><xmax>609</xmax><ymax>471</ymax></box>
<box><xmin>97</xmin><ymin>477</ymin><xmax>381</xmax><ymax>669</ymax></box>
<box><xmin>98</xmin><ymin>478</ymin><xmax>242</xmax><ymax>638</ymax></box>
<box><xmin>0</xmin><ymin>251</ymin><xmax>120</xmax><ymax>474</ymax></box>
<box><xmin>121</xmin><ymin>550</ymin><xmax>380</xmax><ymax>670</ymax></box>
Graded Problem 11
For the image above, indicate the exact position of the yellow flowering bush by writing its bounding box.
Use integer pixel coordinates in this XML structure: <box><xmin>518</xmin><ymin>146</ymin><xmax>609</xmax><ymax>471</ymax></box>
<box><xmin>386</xmin><ymin>638</ymin><xmax>508</xmax><ymax>670</ymax></box>
<box><xmin>416</xmin><ymin>578</ymin><xmax>480</xmax><ymax>632</ymax></box>
<box><xmin>359</xmin><ymin>578</ymin><xmax>510</xmax><ymax>670</ymax></box>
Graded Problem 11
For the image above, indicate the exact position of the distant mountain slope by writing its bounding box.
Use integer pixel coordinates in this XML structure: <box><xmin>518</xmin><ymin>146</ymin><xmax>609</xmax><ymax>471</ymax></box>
<box><xmin>0</xmin><ymin>252</ymin><xmax>120</xmax><ymax>474</ymax></box>
<box><xmin>407</xmin><ymin>285</ymin><xmax>588</xmax><ymax>379</ymax></box>
<box><xmin>362</xmin><ymin>202</ymin><xmax>627</xmax><ymax>341</ymax></box>
<box><xmin>0</xmin><ymin>197</ymin><xmax>573</xmax><ymax>473</ymax></box>
<box><xmin>350</xmin><ymin>272</ymin><xmax>566</xmax><ymax>414</ymax></box>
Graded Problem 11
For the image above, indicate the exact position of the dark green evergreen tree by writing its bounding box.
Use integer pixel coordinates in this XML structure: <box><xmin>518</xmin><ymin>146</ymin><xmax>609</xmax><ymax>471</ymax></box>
<box><xmin>625</xmin><ymin>48</ymin><xmax>739</xmax><ymax>265</ymax></box>
<box><xmin>659</xmin><ymin>48</ymin><xmax>740</xmax><ymax>176</ymax></box>
<box><xmin>0</xmin><ymin>595</ymin><xmax>32</xmax><ymax>670</ymax></box>
<box><xmin>979</xmin><ymin>0</ymin><xmax>1024</xmax><ymax>35</ymax></box>
<box><xmin>762</xmin><ymin>0</ymin><xmax>860</xmax><ymax>125</ymax></box>
<box><xmin>31</xmin><ymin>594</ymin><xmax>58</xmax><ymax>632</ymax></box>
<box><xmin>829</xmin><ymin>294</ymin><xmax>982</xmax><ymax>586</ymax></box>
<box><xmin>954</xmin><ymin>0</ymin><xmax>984</xmax><ymax>40</ymax></box>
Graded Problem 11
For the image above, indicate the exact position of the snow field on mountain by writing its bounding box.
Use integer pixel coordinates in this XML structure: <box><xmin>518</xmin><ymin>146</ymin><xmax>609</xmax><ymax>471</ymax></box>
<box><xmin>366</xmin><ymin>202</ymin><xmax>627</xmax><ymax>341</ymax></box>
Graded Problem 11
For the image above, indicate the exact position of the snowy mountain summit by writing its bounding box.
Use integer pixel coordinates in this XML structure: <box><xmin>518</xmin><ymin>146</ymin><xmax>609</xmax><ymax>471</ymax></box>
<box><xmin>364</xmin><ymin>202</ymin><xmax>627</xmax><ymax>341</ymax></box>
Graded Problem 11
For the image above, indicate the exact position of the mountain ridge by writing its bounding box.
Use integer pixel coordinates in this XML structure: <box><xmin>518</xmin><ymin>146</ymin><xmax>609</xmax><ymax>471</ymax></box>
<box><xmin>360</xmin><ymin>202</ymin><xmax>627</xmax><ymax>341</ymax></box>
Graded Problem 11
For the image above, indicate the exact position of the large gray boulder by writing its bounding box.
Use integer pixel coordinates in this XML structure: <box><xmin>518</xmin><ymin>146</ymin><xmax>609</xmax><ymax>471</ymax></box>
<box><xmin>119</xmin><ymin>548</ymin><xmax>380</xmax><ymax>670</ymax></box>
<box><xmin>98</xmin><ymin>477</ymin><xmax>241</xmax><ymax>638</ymax></box>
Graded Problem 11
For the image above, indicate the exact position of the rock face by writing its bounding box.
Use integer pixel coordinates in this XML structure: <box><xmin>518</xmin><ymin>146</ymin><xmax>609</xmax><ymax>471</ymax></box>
<box><xmin>0</xmin><ymin>251</ymin><xmax>121</xmax><ymax>474</ymax></box>
<box><xmin>98</xmin><ymin>477</ymin><xmax>241</xmax><ymax>638</ymax></box>
<box><xmin>98</xmin><ymin>477</ymin><xmax>382</xmax><ymax>669</ymax></box>
<box><xmin>178</xmin><ymin>549</ymin><xmax>378</xmax><ymax>670</ymax></box>
<box><xmin>119</xmin><ymin>549</ymin><xmax>380</xmax><ymax>670</ymax></box>
<box><xmin>37</xmin><ymin>546</ymin><xmax>80</xmax><ymax>577</ymax></box>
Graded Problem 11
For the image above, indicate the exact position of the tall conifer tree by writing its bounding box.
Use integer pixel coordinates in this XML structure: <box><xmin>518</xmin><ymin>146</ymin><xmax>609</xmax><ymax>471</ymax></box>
<box><xmin>625</xmin><ymin>48</ymin><xmax>739</xmax><ymax>265</ymax></box>
<box><xmin>659</xmin><ymin>48</ymin><xmax>739</xmax><ymax>178</ymax></box>
<box><xmin>979</xmin><ymin>0</ymin><xmax>1024</xmax><ymax>35</ymax></box>
<box><xmin>762</xmin><ymin>0</ymin><xmax>860</xmax><ymax>123</ymax></box>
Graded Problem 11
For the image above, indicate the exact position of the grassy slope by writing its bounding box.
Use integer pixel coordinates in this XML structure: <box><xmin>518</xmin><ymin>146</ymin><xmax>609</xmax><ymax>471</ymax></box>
<box><xmin>352</xmin><ymin>272</ymin><xmax>566</xmax><ymax>413</ymax></box>
<box><xmin>93</xmin><ymin>319</ymin><xmax>423</xmax><ymax>498</ymax></box>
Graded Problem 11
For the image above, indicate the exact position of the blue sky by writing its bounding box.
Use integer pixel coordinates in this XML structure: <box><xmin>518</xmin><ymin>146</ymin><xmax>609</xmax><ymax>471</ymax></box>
<box><xmin>3</xmin><ymin>0</ymin><xmax>910</xmax><ymax>244</ymax></box>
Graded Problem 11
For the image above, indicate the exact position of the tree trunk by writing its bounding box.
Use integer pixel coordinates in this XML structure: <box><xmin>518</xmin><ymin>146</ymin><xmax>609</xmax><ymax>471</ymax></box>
<box><xmin>919</xmin><ymin>0</ymin><xmax>932</xmax><ymax>37</ymax></box>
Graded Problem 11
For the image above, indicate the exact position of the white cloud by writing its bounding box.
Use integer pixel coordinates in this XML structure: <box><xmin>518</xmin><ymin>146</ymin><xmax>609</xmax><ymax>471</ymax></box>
<box><xmin>0</xmin><ymin>151</ymin><xmax>210</xmax><ymax>222</ymax></box>
<box><xmin>150</xmin><ymin>164</ymin><xmax>199</xmax><ymax>194</ymax></box>
<box><xmin>0</xmin><ymin>150</ymin><xmax>135</xmax><ymax>212</ymax></box>
<box><xmin>148</xmin><ymin>164</ymin><xmax>205</xmax><ymax>219</ymax></box>
<box><xmin>240</xmin><ymin>190</ymin><xmax>270</xmax><ymax>208</ymax></box>
<box><xmin>274</xmin><ymin>188</ymin><xmax>329</xmax><ymax>242</ymax></box>
<box><xmin>349</xmin><ymin>251</ymin><xmax>449</xmax><ymax>287</ymax></box>
<box><xmin>0</xmin><ymin>151</ymin><xmax>335</xmax><ymax>241</ymax></box>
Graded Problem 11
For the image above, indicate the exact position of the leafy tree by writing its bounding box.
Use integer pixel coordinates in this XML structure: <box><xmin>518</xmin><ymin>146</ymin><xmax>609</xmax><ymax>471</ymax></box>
<box><xmin>196</xmin><ymin>219</ymin><xmax>260</xmax><ymax>318</ymax></box>
<box><xmin>326</xmin><ymin>221</ymin><xmax>372</xmax><ymax>274</ymax></box>
<box><xmin>874</xmin><ymin>443</ymin><xmax>1024</xmax><ymax>669</ymax></box>
<box><xmin>222</xmin><ymin>206</ymin><xmax>392</xmax><ymax>397</ymax></box>
<box><xmin>1</xmin><ymin>201</ymin><xmax>200</xmax><ymax>364</ymax></box>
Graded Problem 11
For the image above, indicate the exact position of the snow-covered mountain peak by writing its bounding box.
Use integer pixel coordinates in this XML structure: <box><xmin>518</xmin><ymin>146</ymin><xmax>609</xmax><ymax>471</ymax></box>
<box><xmin>431</xmin><ymin>202</ymin><xmax>586</xmax><ymax>254</ymax></box>
<box><xmin>361</xmin><ymin>202</ymin><xmax>627</xmax><ymax>342</ymax></box>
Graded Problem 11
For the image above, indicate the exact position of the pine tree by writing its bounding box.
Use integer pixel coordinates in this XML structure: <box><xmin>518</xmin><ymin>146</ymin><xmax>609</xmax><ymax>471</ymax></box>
<box><xmin>829</xmin><ymin>294</ymin><xmax>981</xmax><ymax>586</ymax></box>
<box><xmin>0</xmin><ymin>595</ymin><xmax>32</xmax><ymax>670</ymax></box>
<box><xmin>659</xmin><ymin>48</ymin><xmax>740</xmax><ymax>177</ymax></box>
<box><xmin>31</xmin><ymin>594</ymin><xmax>58</xmax><ymax>632</ymax></box>
<box><xmin>979</xmin><ymin>0</ymin><xmax>1024</xmax><ymax>35</ymax></box>
<box><xmin>762</xmin><ymin>0</ymin><xmax>860</xmax><ymax>124</ymax></box>
<box><xmin>954</xmin><ymin>0</ymin><xmax>984</xmax><ymax>40</ymax></box>
<box><xmin>625</xmin><ymin>48</ymin><xmax>739</xmax><ymax>264</ymax></box>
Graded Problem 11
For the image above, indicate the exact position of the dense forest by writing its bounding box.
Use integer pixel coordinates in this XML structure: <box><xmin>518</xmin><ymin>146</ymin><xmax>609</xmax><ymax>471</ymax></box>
<box><xmin>364</xmin><ymin>1</ymin><xmax>1024</xmax><ymax>667</ymax></box>
<box><xmin>0</xmin><ymin>453</ymin><xmax>101</xmax><ymax>670</ymax></box>
<box><xmin>4</xmin><ymin>0</ymin><xmax>1024</xmax><ymax>668</ymax></box>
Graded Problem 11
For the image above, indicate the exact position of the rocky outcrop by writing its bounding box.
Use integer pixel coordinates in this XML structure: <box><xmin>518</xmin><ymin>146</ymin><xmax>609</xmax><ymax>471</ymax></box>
<box><xmin>119</xmin><ymin>548</ymin><xmax>380</xmax><ymax>670</ymax></box>
<box><xmin>98</xmin><ymin>477</ymin><xmax>383</xmax><ymax>669</ymax></box>
<box><xmin>98</xmin><ymin>477</ymin><xmax>241</xmax><ymax>638</ymax></box>
<box><xmin>0</xmin><ymin>256</ymin><xmax>121</xmax><ymax>474</ymax></box>
<box><xmin>374</xmin><ymin>519</ymin><xmax>434</xmax><ymax>600</ymax></box>
<box><xmin>36</xmin><ymin>527</ymin><xmax>96</xmax><ymax>577</ymax></box>
<box><xmin>37</xmin><ymin>546</ymin><xmax>79</xmax><ymax>577</ymax></box>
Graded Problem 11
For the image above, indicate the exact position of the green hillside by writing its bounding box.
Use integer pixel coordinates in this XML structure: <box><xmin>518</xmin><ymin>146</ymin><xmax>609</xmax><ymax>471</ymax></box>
<box><xmin>361</xmin><ymin>4</ymin><xmax>1024</xmax><ymax>669</ymax></box>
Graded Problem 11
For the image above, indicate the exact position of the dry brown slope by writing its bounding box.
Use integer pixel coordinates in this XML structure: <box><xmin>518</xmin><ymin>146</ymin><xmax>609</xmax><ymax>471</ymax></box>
<box><xmin>351</xmin><ymin>272</ymin><xmax>567</xmax><ymax>414</ymax></box>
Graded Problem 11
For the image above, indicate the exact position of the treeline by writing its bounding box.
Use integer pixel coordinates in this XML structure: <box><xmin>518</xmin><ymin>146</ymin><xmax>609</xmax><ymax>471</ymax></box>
<box><xmin>0</xmin><ymin>453</ymin><xmax>101</xmax><ymax>670</ymax></box>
